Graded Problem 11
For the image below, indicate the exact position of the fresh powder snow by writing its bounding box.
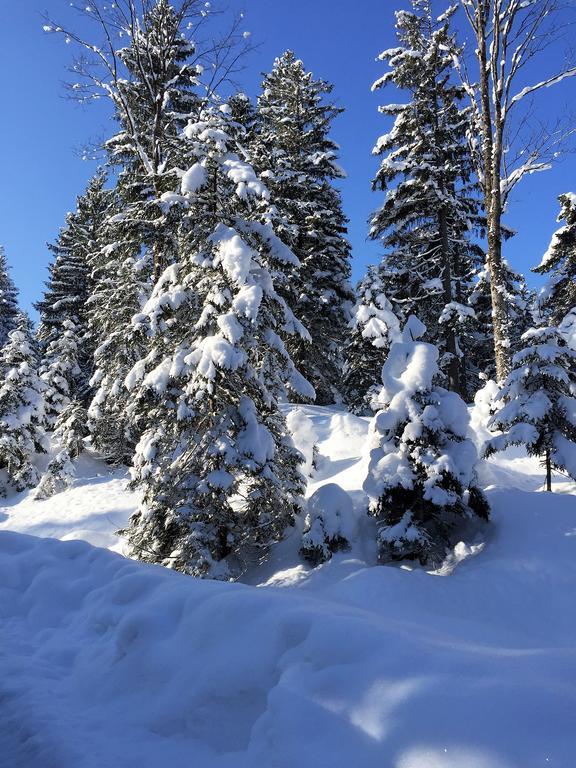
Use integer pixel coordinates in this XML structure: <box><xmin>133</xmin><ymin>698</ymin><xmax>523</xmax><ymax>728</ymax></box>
<box><xmin>1</xmin><ymin>404</ymin><xmax>575</xmax><ymax>768</ymax></box>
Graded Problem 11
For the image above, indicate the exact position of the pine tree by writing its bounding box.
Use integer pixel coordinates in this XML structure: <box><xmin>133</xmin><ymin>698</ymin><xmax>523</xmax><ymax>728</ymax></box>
<box><xmin>534</xmin><ymin>193</ymin><xmax>576</xmax><ymax>326</ymax></box>
<box><xmin>87</xmin><ymin>241</ymin><xmax>147</xmax><ymax>465</ymax></box>
<box><xmin>124</xmin><ymin>104</ymin><xmax>312</xmax><ymax>579</ymax></box>
<box><xmin>342</xmin><ymin>265</ymin><xmax>400</xmax><ymax>414</ymax></box>
<box><xmin>370</xmin><ymin>2</ymin><xmax>483</xmax><ymax>399</ymax></box>
<box><xmin>34</xmin><ymin>400</ymin><xmax>89</xmax><ymax>500</ymax></box>
<box><xmin>254</xmin><ymin>51</ymin><xmax>354</xmax><ymax>404</ymax></box>
<box><xmin>485</xmin><ymin>327</ymin><xmax>576</xmax><ymax>492</ymax></box>
<box><xmin>40</xmin><ymin>319</ymin><xmax>82</xmax><ymax>429</ymax></box>
<box><xmin>363</xmin><ymin>316</ymin><xmax>489</xmax><ymax>567</ymax></box>
<box><xmin>0</xmin><ymin>314</ymin><xmax>47</xmax><ymax>493</ymax></box>
<box><xmin>36</xmin><ymin>170</ymin><xmax>113</xmax><ymax>401</ymax></box>
<box><xmin>105</xmin><ymin>0</ymin><xmax>202</xmax><ymax>283</ymax></box>
<box><xmin>0</xmin><ymin>246</ymin><xmax>19</xmax><ymax>351</ymax></box>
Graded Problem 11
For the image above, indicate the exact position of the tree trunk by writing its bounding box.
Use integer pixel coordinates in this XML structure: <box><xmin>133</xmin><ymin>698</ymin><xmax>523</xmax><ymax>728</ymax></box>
<box><xmin>439</xmin><ymin>205</ymin><xmax>461</xmax><ymax>396</ymax></box>
<box><xmin>476</xmin><ymin>2</ymin><xmax>511</xmax><ymax>383</ymax></box>
<box><xmin>545</xmin><ymin>450</ymin><xmax>552</xmax><ymax>492</ymax></box>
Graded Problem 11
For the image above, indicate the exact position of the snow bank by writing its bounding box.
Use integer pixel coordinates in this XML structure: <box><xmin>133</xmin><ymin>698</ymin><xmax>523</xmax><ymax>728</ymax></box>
<box><xmin>1</xmin><ymin>406</ymin><xmax>575</xmax><ymax>767</ymax></box>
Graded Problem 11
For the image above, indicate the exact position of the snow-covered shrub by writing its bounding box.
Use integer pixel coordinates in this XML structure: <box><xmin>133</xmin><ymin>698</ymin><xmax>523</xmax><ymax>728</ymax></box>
<box><xmin>300</xmin><ymin>483</ymin><xmax>355</xmax><ymax>565</ymax></box>
<box><xmin>363</xmin><ymin>318</ymin><xmax>489</xmax><ymax>568</ymax></box>
<box><xmin>342</xmin><ymin>265</ymin><xmax>400</xmax><ymax>415</ymax></box>
<box><xmin>485</xmin><ymin>326</ymin><xmax>576</xmax><ymax>491</ymax></box>
<box><xmin>34</xmin><ymin>450</ymin><xmax>75</xmax><ymax>500</ymax></box>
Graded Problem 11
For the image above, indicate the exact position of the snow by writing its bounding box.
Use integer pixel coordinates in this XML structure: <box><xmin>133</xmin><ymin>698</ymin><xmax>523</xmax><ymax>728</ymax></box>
<box><xmin>1</xmin><ymin>405</ymin><xmax>576</xmax><ymax>767</ymax></box>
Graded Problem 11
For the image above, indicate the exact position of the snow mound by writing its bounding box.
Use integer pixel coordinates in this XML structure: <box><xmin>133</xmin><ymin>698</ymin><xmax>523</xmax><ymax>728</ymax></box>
<box><xmin>1</xmin><ymin>405</ymin><xmax>575</xmax><ymax>767</ymax></box>
<box><xmin>1</xmin><ymin>489</ymin><xmax>576</xmax><ymax>767</ymax></box>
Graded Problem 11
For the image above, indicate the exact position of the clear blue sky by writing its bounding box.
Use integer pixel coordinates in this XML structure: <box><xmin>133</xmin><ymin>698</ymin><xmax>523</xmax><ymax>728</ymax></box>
<box><xmin>1</xmin><ymin>0</ymin><xmax>575</xmax><ymax>318</ymax></box>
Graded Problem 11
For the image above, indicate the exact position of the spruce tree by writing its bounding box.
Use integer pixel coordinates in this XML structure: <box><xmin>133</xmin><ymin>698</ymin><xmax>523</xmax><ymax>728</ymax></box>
<box><xmin>87</xmin><ymin>241</ymin><xmax>147</xmax><ymax>465</ymax></box>
<box><xmin>370</xmin><ymin>2</ymin><xmax>483</xmax><ymax>399</ymax></box>
<box><xmin>534</xmin><ymin>193</ymin><xmax>576</xmax><ymax>326</ymax></box>
<box><xmin>0</xmin><ymin>314</ymin><xmax>47</xmax><ymax>493</ymax></box>
<box><xmin>34</xmin><ymin>400</ymin><xmax>89</xmax><ymax>500</ymax></box>
<box><xmin>36</xmin><ymin>170</ymin><xmax>113</xmax><ymax>401</ymax></box>
<box><xmin>254</xmin><ymin>51</ymin><xmax>354</xmax><ymax>404</ymax></box>
<box><xmin>363</xmin><ymin>316</ymin><xmax>489</xmax><ymax>567</ymax></box>
<box><xmin>485</xmin><ymin>327</ymin><xmax>576</xmax><ymax>492</ymax></box>
<box><xmin>124</xmin><ymin>104</ymin><xmax>312</xmax><ymax>579</ymax></box>
<box><xmin>342</xmin><ymin>265</ymin><xmax>400</xmax><ymax>414</ymax></box>
<box><xmin>0</xmin><ymin>246</ymin><xmax>19</xmax><ymax>351</ymax></box>
<box><xmin>40</xmin><ymin>319</ymin><xmax>82</xmax><ymax>429</ymax></box>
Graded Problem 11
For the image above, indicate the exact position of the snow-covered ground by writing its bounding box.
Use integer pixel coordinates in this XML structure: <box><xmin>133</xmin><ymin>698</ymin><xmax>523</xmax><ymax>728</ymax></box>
<box><xmin>1</xmin><ymin>406</ymin><xmax>575</xmax><ymax>768</ymax></box>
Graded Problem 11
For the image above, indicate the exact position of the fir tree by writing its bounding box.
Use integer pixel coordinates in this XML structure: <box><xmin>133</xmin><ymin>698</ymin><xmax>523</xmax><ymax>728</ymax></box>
<box><xmin>254</xmin><ymin>51</ymin><xmax>354</xmax><ymax>404</ymax></box>
<box><xmin>87</xmin><ymin>241</ymin><xmax>147</xmax><ymax>465</ymax></box>
<box><xmin>40</xmin><ymin>319</ymin><xmax>82</xmax><ymax>429</ymax></box>
<box><xmin>370</xmin><ymin>2</ymin><xmax>483</xmax><ymax>399</ymax></box>
<box><xmin>363</xmin><ymin>316</ymin><xmax>489</xmax><ymax>567</ymax></box>
<box><xmin>534</xmin><ymin>193</ymin><xmax>576</xmax><ymax>326</ymax></box>
<box><xmin>342</xmin><ymin>264</ymin><xmax>400</xmax><ymax>414</ymax></box>
<box><xmin>34</xmin><ymin>400</ymin><xmax>89</xmax><ymax>500</ymax></box>
<box><xmin>485</xmin><ymin>327</ymin><xmax>576</xmax><ymax>492</ymax></box>
<box><xmin>0</xmin><ymin>246</ymin><xmax>19</xmax><ymax>351</ymax></box>
<box><xmin>124</xmin><ymin>104</ymin><xmax>312</xmax><ymax>579</ymax></box>
<box><xmin>0</xmin><ymin>314</ymin><xmax>47</xmax><ymax>493</ymax></box>
<box><xmin>36</xmin><ymin>170</ymin><xmax>114</xmax><ymax>401</ymax></box>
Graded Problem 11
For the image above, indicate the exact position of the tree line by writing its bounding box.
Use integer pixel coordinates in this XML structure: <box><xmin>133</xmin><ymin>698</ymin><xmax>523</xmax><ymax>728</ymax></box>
<box><xmin>0</xmin><ymin>0</ymin><xmax>575</xmax><ymax>574</ymax></box>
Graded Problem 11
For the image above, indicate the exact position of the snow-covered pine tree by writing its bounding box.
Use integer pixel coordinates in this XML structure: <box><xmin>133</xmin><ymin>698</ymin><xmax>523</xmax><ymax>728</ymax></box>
<box><xmin>254</xmin><ymin>51</ymin><xmax>354</xmax><ymax>404</ymax></box>
<box><xmin>36</xmin><ymin>171</ymin><xmax>113</xmax><ymax>401</ymax></box>
<box><xmin>87</xmin><ymin>238</ymin><xmax>148</xmax><ymax>465</ymax></box>
<box><xmin>40</xmin><ymin>319</ymin><xmax>82</xmax><ymax>429</ymax></box>
<box><xmin>370</xmin><ymin>1</ymin><xmax>483</xmax><ymax>399</ymax></box>
<box><xmin>485</xmin><ymin>327</ymin><xmax>576</xmax><ymax>492</ymax></box>
<box><xmin>104</xmin><ymin>0</ymin><xmax>202</xmax><ymax>284</ymax></box>
<box><xmin>534</xmin><ymin>193</ymin><xmax>576</xmax><ymax>326</ymax></box>
<box><xmin>342</xmin><ymin>264</ymin><xmax>401</xmax><ymax>414</ymax></box>
<box><xmin>34</xmin><ymin>400</ymin><xmax>89</xmax><ymax>500</ymax></box>
<box><xmin>0</xmin><ymin>246</ymin><xmax>19</xmax><ymax>351</ymax></box>
<box><xmin>124</xmin><ymin>104</ymin><xmax>313</xmax><ymax>579</ymax></box>
<box><xmin>0</xmin><ymin>314</ymin><xmax>47</xmax><ymax>493</ymax></box>
<box><xmin>363</xmin><ymin>316</ymin><xmax>489</xmax><ymax>567</ymax></box>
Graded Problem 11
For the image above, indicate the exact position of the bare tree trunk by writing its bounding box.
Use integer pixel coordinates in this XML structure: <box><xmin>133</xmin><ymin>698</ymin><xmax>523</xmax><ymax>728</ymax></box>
<box><xmin>439</xmin><ymin>205</ymin><xmax>461</xmax><ymax>395</ymax></box>
<box><xmin>545</xmin><ymin>450</ymin><xmax>552</xmax><ymax>492</ymax></box>
<box><xmin>476</xmin><ymin>2</ymin><xmax>511</xmax><ymax>381</ymax></box>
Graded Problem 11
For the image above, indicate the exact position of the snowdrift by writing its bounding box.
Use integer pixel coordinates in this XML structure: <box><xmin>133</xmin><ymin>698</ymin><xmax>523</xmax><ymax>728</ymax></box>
<box><xmin>0</xmin><ymin>407</ymin><xmax>575</xmax><ymax>767</ymax></box>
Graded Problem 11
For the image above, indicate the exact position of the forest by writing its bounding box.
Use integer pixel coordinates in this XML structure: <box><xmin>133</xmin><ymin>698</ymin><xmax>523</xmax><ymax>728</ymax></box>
<box><xmin>0</xmin><ymin>1</ymin><xmax>575</xmax><ymax>766</ymax></box>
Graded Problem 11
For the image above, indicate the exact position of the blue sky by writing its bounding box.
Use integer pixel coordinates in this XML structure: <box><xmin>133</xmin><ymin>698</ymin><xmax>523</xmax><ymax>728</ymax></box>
<box><xmin>1</xmin><ymin>0</ymin><xmax>575</xmax><ymax>317</ymax></box>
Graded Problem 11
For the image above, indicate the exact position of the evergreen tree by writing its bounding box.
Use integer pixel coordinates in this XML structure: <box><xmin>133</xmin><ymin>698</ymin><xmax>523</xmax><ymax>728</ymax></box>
<box><xmin>124</xmin><ymin>104</ymin><xmax>312</xmax><ymax>579</ymax></box>
<box><xmin>254</xmin><ymin>51</ymin><xmax>354</xmax><ymax>404</ymax></box>
<box><xmin>342</xmin><ymin>264</ymin><xmax>400</xmax><ymax>414</ymax></box>
<box><xmin>87</xmin><ymin>241</ymin><xmax>147</xmax><ymax>465</ymax></box>
<box><xmin>363</xmin><ymin>316</ymin><xmax>489</xmax><ymax>567</ymax></box>
<box><xmin>534</xmin><ymin>193</ymin><xmax>576</xmax><ymax>326</ymax></box>
<box><xmin>0</xmin><ymin>246</ymin><xmax>19</xmax><ymax>350</ymax></box>
<box><xmin>36</xmin><ymin>170</ymin><xmax>114</xmax><ymax>400</ymax></box>
<box><xmin>370</xmin><ymin>2</ymin><xmax>483</xmax><ymax>398</ymax></box>
<box><xmin>0</xmin><ymin>314</ymin><xmax>47</xmax><ymax>493</ymax></box>
<box><xmin>34</xmin><ymin>400</ymin><xmax>89</xmax><ymax>500</ymax></box>
<box><xmin>485</xmin><ymin>327</ymin><xmax>576</xmax><ymax>492</ymax></box>
<box><xmin>40</xmin><ymin>319</ymin><xmax>82</xmax><ymax>429</ymax></box>
<box><xmin>105</xmin><ymin>0</ymin><xmax>202</xmax><ymax>283</ymax></box>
